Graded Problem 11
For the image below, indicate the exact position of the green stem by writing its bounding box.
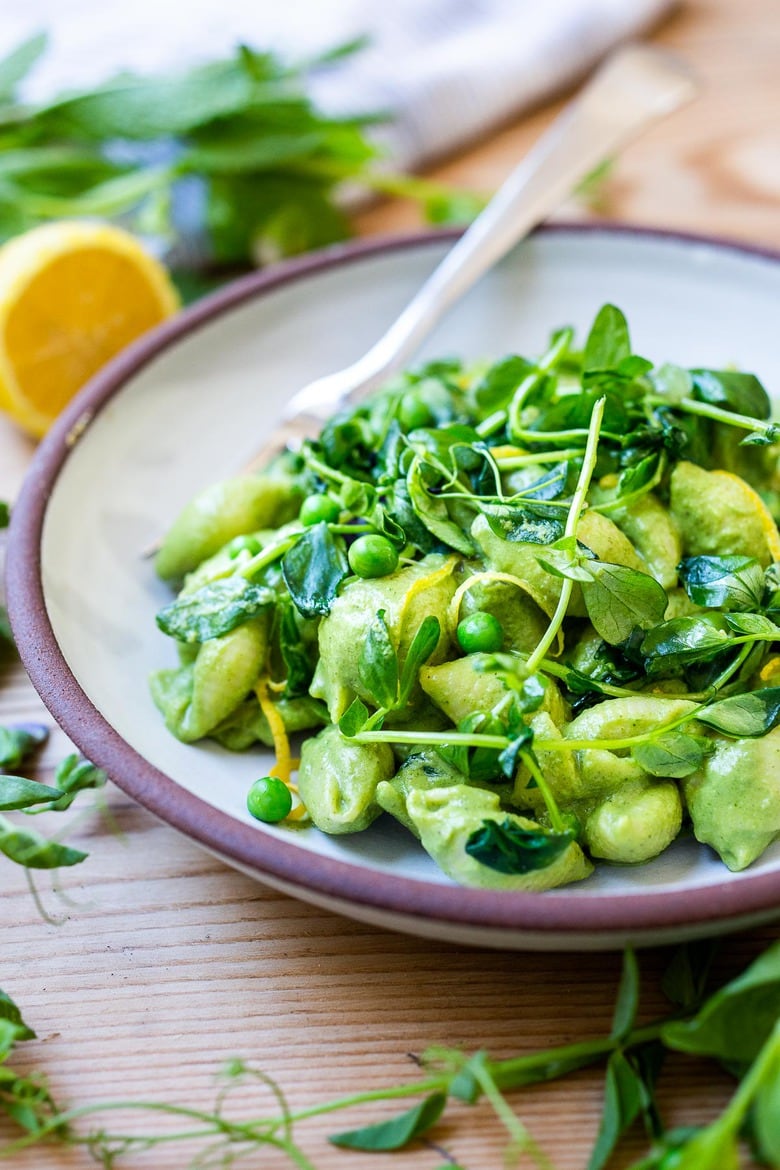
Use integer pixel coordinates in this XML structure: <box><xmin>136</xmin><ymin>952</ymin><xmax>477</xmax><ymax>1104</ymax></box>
<box><xmin>239</xmin><ymin>532</ymin><xmax>300</xmax><ymax>580</ymax></box>
<box><xmin>521</xmin><ymin>751</ymin><xmax>565</xmax><ymax>833</ymax></box>
<box><xmin>469</xmin><ymin>1058</ymin><xmax>551</xmax><ymax>1170</ymax></box>
<box><xmin>650</xmin><ymin>394</ymin><xmax>778</xmax><ymax>438</ymax></box>
<box><xmin>493</xmin><ymin>448</ymin><xmax>582</xmax><ymax>470</ymax></box>
<box><xmin>524</xmin><ymin>397</ymin><xmax>606</xmax><ymax>676</ymax></box>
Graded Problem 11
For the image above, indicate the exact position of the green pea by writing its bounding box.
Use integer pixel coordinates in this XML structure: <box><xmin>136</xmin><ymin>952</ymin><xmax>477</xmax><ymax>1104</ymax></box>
<box><xmin>227</xmin><ymin>534</ymin><xmax>262</xmax><ymax>558</ymax></box>
<box><xmin>457</xmin><ymin>611</ymin><xmax>504</xmax><ymax>654</ymax></box>
<box><xmin>398</xmin><ymin>391</ymin><xmax>433</xmax><ymax>431</ymax></box>
<box><xmin>247</xmin><ymin>776</ymin><xmax>293</xmax><ymax>823</ymax></box>
<box><xmin>348</xmin><ymin>534</ymin><xmax>399</xmax><ymax>578</ymax></box>
<box><xmin>299</xmin><ymin>495</ymin><xmax>340</xmax><ymax>526</ymax></box>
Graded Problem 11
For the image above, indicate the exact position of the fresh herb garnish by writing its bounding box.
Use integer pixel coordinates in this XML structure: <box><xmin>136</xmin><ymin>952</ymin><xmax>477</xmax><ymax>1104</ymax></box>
<box><xmin>0</xmin><ymin>34</ymin><xmax>476</xmax><ymax>268</ymax></box>
<box><xmin>3</xmin><ymin>942</ymin><xmax>780</xmax><ymax>1168</ymax></box>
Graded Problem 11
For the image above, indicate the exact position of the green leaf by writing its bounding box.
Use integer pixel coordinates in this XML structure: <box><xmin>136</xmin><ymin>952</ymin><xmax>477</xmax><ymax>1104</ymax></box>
<box><xmin>398</xmin><ymin>615</ymin><xmax>440</xmax><ymax>707</ymax></box>
<box><xmin>473</xmin><ymin>355</ymin><xmax>534</xmax><ymax>413</ymax></box>
<box><xmin>662</xmin><ymin>940</ymin><xmax>780</xmax><ymax>1064</ymax></box>
<box><xmin>0</xmin><ymin>815</ymin><xmax>88</xmax><ymax>869</ymax></box>
<box><xmin>0</xmin><ymin>606</ymin><xmax>13</xmax><ymax>648</ymax></box>
<box><xmin>689</xmin><ymin>368</ymin><xmax>771</xmax><ymax>420</ymax></box>
<box><xmin>678</xmin><ymin>556</ymin><xmax>765</xmax><ymax>612</ymax></box>
<box><xmin>535</xmin><ymin>537</ymin><xmax>594</xmax><ymax>582</ymax></box>
<box><xmin>753</xmin><ymin>1046</ymin><xmax>780</xmax><ymax>1166</ymax></box>
<box><xmin>583</xmin><ymin>304</ymin><xmax>631</xmax><ymax>373</ymax></box>
<box><xmin>696</xmin><ymin>688</ymin><xmax>780</xmax><ymax>738</ymax></box>
<box><xmin>0</xmin><ymin>723</ymin><xmax>48</xmax><ymax>769</ymax></box>
<box><xmin>338</xmin><ymin>697</ymin><xmax>370</xmax><ymax>738</ymax></box>
<box><xmin>465</xmin><ymin>818</ymin><xmax>573</xmax><ymax>874</ymax></box>
<box><xmin>156</xmin><ymin>578</ymin><xmax>275</xmax><ymax>642</ymax></box>
<box><xmin>640</xmin><ymin>615</ymin><xmax>731</xmax><ymax>675</ymax></box>
<box><xmin>484</xmin><ymin>511</ymin><xmax>564</xmax><ymax>545</ymax></box>
<box><xmin>329</xmin><ymin>1091</ymin><xmax>446</xmax><ymax>1150</ymax></box>
<box><xmin>586</xmin><ymin>1049</ymin><xmax>644</xmax><ymax>1170</ymax></box>
<box><xmin>358</xmin><ymin>610</ymin><xmax>399</xmax><ymax>710</ymax></box>
<box><xmin>661</xmin><ymin>942</ymin><xmax>718</xmax><ymax>1011</ymax></box>
<box><xmin>581</xmin><ymin>563</ymin><xmax>668</xmax><ymax>645</ymax></box>
<box><xmin>282</xmin><ymin>522</ymin><xmax>349</xmax><ymax>619</ymax></box>
<box><xmin>0</xmin><ymin>32</ymin><xmax>47</xmax><ymax>103</ymax></box>
<box><xmin>35</xmin><ymin>755</ymin><xmax>107</xmax><ymax>812</ymax></box>
<box><xmin>406</xmin><ymin>457</ymin><xmax>474</xmax><ymax>555</ymax></box>
<box><xmin>611</xmin><ymin>948</ymin><xmax>640</xmax><ymax>1042</ymax></box>
<box><xmin>723</xmin><ymin>612</ymin><xmax>780</xmax><ymax>639</ymax></box>
<box><xmin>632</xmin><ymin>734</ymin><xmax>706</xmax><ymax>778</ymax></box>
<box><xmin>0</xmin><ymin>501</ymin><xmax>9</xmax><ymax>528</ymax></box>
<box><xmin>0</xmin><ymin>988</ymin><xmax>35</xmax><ymax>1042</ymax></box>
<box><xmin>0</xmin><ymin>776</ymin><xmax>62</xmax><ymax>812</ymax></box>
<box><xmin>278</xmin><ymin>602</ymin><xmax>315</xmax><ymax>699</ymax></box>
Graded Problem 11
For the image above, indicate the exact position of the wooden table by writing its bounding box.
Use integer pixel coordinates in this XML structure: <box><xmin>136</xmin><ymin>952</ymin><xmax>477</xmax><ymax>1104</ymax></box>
<box><xmin>2</xmin><ymin>1</ymin><xmax>779</xmax><ymax>1166</ymax></box>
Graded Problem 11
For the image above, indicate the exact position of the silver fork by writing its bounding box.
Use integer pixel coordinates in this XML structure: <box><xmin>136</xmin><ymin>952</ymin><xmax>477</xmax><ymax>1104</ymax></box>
<box><xmin>250</xmin><ymin>44</ymin><xmax>697</xmax><ymax>470</ymax></box>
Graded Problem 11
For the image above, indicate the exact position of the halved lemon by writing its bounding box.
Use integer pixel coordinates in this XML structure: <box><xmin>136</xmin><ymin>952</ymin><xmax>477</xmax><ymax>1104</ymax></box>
<box><xmin>0</xmin><ymin>221</ymin><xmax>179</xmax><ymax>437</ymax></box>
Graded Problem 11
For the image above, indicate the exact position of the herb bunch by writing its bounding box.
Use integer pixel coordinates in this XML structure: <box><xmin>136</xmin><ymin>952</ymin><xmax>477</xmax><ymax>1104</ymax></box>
<box><xmin>1</xmin><ymin>940</ymin><xmax>779</xmax><ymax>1168</ymax></box>
<box><xmin>0</xmin><ymin>33</ymin><xmax>475</xmax><ymax>268</ymax></box>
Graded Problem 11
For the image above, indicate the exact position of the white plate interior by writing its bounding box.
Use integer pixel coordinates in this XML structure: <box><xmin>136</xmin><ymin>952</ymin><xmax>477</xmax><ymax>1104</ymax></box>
<box><xmin>41</xmin><ymin>228</ymin><xmax>780</xmax><ymax>899</ymax></box>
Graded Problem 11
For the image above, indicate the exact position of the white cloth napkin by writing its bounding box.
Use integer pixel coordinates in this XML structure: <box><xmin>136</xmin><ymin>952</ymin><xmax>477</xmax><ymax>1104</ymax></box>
<box><xmin>7</xmin><ymin>0</ymin><xmax>676</xmax><ymax>169</ymax></box>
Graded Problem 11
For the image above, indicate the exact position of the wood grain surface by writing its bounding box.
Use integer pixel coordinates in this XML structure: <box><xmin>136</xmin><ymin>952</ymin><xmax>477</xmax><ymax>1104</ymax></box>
<box><xmin>2</xmin><ymin>1</ymin><xmax>780</xmax><ymax>1166</ymax></box>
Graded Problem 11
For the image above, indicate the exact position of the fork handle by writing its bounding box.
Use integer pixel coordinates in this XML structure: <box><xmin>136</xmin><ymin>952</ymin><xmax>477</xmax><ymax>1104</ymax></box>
<box><xmin>335</xmin><ymin>45</ymin><xmax>695</xmax><ymax>406</ymax></box>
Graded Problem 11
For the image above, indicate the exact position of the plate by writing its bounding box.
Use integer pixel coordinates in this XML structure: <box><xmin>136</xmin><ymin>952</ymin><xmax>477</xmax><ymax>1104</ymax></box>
<box><xmin>8</xmin><ymin>224</ymin><xmax>780</xmax><ymax>950</ymax></box>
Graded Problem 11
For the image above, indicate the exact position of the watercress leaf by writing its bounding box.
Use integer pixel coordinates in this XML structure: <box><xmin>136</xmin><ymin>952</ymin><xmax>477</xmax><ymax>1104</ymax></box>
<box><xmin>406</xmin><ymin>457</ymin><xmax>474</xmax><ymax>555</ymax></box>
<box><xmin>678</xmin><ymin>556</ymin><xmax>765</xmax><ymax>612</ymax></box>
<box><xmin>723</xmin><ymin>612</ymin><xmax>780</xmax><ymax>638</ymax></box>
<box><xmin>473</xmin><ymin>355</ymin><xmax>534</xmax><ymax>413</ymax></box>
<box><xmin>641</xmin><ymin>615</ymin><xmax>731</xmax><ymax>675</ymax></box>
<box><xmin>662</xmin><ymin>940</ymin><xmax>780</xmax><ymax>1064</ymax></box>
<box><xmin>583</xmin><ymin>304</ymin><xmax>631</xmax><ymax>373</ymax></box>
<box><xmin>399</xmin><ymin>616</ymin><xmax>440</xmax><ymax>707</ymax></box>
<box><xmin>338</xmin><ymin>697</ymin><xmax>370</xmax><ymax>738</ymax></box>
<box><xmin>156</xmin><ymin>578</ymin><xmax>275</xmax><ymax>642</ymax></box>
<box><xmin>282</xmin><ymin>522</ymin><xmax>349</xmax><ymax>618</ymax></box>
<box><xmin>0</xmin><ymin>776</ymin><xmax>62</xmax><ymax>812</ymax></box>
<box><xmin>611</xmin><ymin>948</ymin><xmax>640</xmax><ymax>1042</ymax></box>
<box><xmin>0</xmin><ymin>501</ymin><xmax>10</xmax><ymax>528</ymax></box>
<box><xmin>0</xmin><ymin>723</ymin><xmax>48</xmax><ymax>769</ymax></box>
<box><xmin>697</xmin><ymin>688</ymin><xmax>780</xmax><ymax>738</ymax></box>
<box><xmin>513</xmin><ymin>461</ymin><xmax>571</xmax><ymax>502</ymax></box>
<box><xmin>0</xmin><ymin>815</ymin><xmax>87</xmax><ymax>869</ymax></box>
<box><xmin>689</xmin><ymin>369</ymin><xmax>771</xmax><ymax>420</ymax></box>
<box><xmin>329</xmin><ymin>1091</ymin><xmax>446</xmax><ymax>1150</ymax></box>
<box><xmin>632</xmin><ymin>734</ymin><xmax>706</xmax><ymax>778</ymax></box>
<box><xmin>582</xmin><ymin>564</ymin><xmax>668</xmax><ymax>645</ymax></box>
<box><xmin>465</xmin><ymin>817</ymin><xmax>573</xmax><ymax>874</ymax></box>
<box><xmin>586</xmin><ymin>1049</ymin><xmax>644</xmax><ymax>1170</ymax></box>
<box><xmin>382</xmin><ymin>479</ymin><xmax>440</xmax><ymax>555</ymax></box>
<box><xmin>358</xmin><ymin>610</ymin><xmax>398</xmax><ymax>710</ymax></box>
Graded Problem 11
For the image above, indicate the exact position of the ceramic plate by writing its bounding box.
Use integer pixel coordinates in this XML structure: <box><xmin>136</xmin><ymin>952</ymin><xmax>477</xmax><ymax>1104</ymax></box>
<box><xmin>8</xmin><ymin>225</ymin><xmax>780</xmax><ymax>950</ymax></box>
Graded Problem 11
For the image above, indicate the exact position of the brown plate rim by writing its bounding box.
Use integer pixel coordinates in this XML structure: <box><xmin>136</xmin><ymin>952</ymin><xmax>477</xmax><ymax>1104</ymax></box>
<box><xmin>7</xmin><ymin>221</ymin><xmax>780</xmax><ymax>939</ymax></box>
